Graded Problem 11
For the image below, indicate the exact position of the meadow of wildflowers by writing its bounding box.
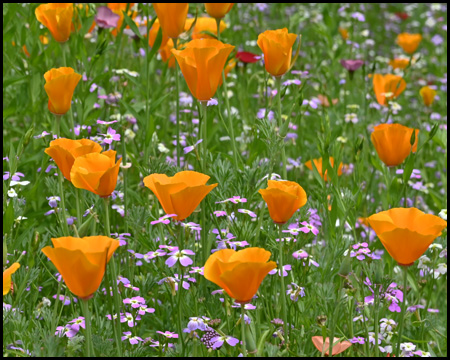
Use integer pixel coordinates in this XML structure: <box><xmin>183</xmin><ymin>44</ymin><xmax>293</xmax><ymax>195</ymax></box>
<box><xmin>3</xmin><ymin>3</ymin><xmax>447</xmax><ymax>357</ymax></box>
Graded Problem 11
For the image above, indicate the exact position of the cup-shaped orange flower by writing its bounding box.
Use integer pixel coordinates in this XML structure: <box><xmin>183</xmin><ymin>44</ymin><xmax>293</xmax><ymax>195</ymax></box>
<box><xmin>3</xmin><ymin>263</ymin><xmax>20</xmax><ymax>296</ymax></box>
<box><xmin>259</xmin><ymin>180</ymin><xmax>307</xmax><ymax>224</ymax></box>
<box><xmin>171</xmin><ymin>39</ymin><xmax>234</xmax><ymax>101</ymax></box>
<box><xmin>311</xmin><ymin>336</ymin><xmax>351</xmax><ymax>356</ymax></box>
<box><xmin>35</xmin><ymin>3</ymin><xmax>73</xmax><ymax>43</ymax></box>
<box><xmin>372</xmin><ymin>74</ymin><xmax>406</xmax><ymax>106</ymax></box>
<box><xmin>45</xmin><ymin>138</ymin><xmax>102</xmax><ymax>181</ymax></box>
<box><xmin>389</xmin><ymin>58</ymin><xmax>410</xmax><ymax>70</ymax></box>
<box><xmin>44</xmin><ymin>67</ymin><xmax>82</xmax><ymax>115</ymax></box>
<box><xmin>371</xmin><ymin>124</ymin><xmax>419</xmax><ymax>167</ymax></box>
<box><xmin>396</xmin><ymin>33</ymin><xmax>422</xmax><ymax>54</ymax></box>
<box><xmin>204</xmin><ymin>247</ymin><xmax>276</xmax><ymax>303</ymax></box>
<box><xmin>153</xmin><ymin>3</ymin><xmax>189</xmax><ymax>39</ymax></box>
<box><xmin>185</xmin><ymin>17</ymin><xmax>226</xmax><ymax>40</ymax></box>
<box><xmin>419</xmin><ymin>86</ymin><xmax>437</xmax><ymax>107</ymax></box>
<box><xmin>70</xmin><ymin>150</ymin><xmax>121</xmax><ymax>198</ymax></box>
<box><xmin>144</xmin><ymin>171</ymin><xmax>218</xmax><ymax>221</ymax></box>
<box><xmin>257</xmin><ymin>28</ymin><xmax>297</xmax><ymax>77</ymax></box>
<box><xmin>305</xmin><ymin>157</ymin><xmax>343</xmax><ymax>182</ymax></box>
<box><xmin>368</xmin><ymin>208</ymin><xmax>447</xmax><ymax>266</ymax></box>
<box><xmin>204</xmin><ymin>3</ymin><xmax>234</xmax><ymax>19</ymax></box>
<box><xmin>148</xmin><ymin>19</ymin><xmax>170</xmax><ymax>49</ymax></box>
<box><xmin>159</xmin><ymin>39</ymin><xmax>176</xmax><ymax>68</ymax></box>
<box><xmin>41</xmin><ymin>236</ymin><xmax>120</xmax><ymax>299</ymax></box>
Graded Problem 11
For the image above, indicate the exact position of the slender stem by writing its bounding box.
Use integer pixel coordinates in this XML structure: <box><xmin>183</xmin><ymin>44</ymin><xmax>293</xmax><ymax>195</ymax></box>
<box><xmin>50</xmin><ymin>281</ymin><xmax>62</xmax><ymax>334</ymax></box>
<box><xmin>55</xmin><ymin>115</ymin><xmax>70</xmax><ymax>236</ymax></box>
<box><xmin>81</xmin><ymin>299</ymin><xmax>95</xmax><ymax>357</ymax></box>
<box><xmin>278</xmin><ymin>225</ymin><xmax>288</xmax><ymax>344</ymax></box>
<box><xmin>395</xmin><ymin>265</ymin><xmax>409</xmax><ymax>357</ymax></box>
<box><xmin>275</xmin><ymin>77</ymin><xmax>287</xmax><ymax>179</ymax></box>
<box><xmin>176</xmin><ymin>263</ymin><xmax>185</xmax><ymax>356</ymax></box>
<box><xmin>75</xmin><ymin>188</ymin><xmax>82</xmax><ymax>227</ymax></box>
<box><xmin>374</xmin><ymin>284</ymin><xmax>380</xmax><ymax>357</ymax></box>
<box><xmin>201</xmin><ymin>101</ymin><xmax>208</xmax><ymax>173</ymax></box>
<box><xmin>175</xmin><ymin>38</ymin><xmax>181</xmax><ymax>168</ymax></box>
<box><xmin>241</xmin><ymin>304</ymin><xmax>247</xmax><ymax>357</ymax></box>
<box><xmin>121</xmin><ymin>127</ymin><xmax>128</xmax><ymax>232</ymax></box>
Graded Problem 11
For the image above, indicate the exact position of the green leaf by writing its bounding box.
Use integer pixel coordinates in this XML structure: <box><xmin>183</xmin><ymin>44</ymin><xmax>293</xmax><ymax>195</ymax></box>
<box><xmin>3</xmin><ymin>200</ymin><xmax>14</xmax><ymax>235</ymax></box>
<box><xmin>123</xmin><ymin>11</ymin><xmax>143</xmax><ymax>40</ymax></box>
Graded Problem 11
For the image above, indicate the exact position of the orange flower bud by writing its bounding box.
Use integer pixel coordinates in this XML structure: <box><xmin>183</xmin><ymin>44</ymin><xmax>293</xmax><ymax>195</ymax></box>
<box><xmin>338</xmin><ymin>27</ymin><xmax>349</xmax><ymax>40</ymax></box>
<box><xmin>3</xmin><ymin>263</ymin><xmax>20</xmax><ymax>296</ymax></box>
<box><xmin>171</xmin><ymin>39</ymin><xmax>234</xmax><ymax>101</ymax></box>
<box><xmin>153</xmin><ymin>3</ymin><xmax>189</xmax><ymax>39</ymax></box>
<box><xmin>259</xmin><ymin>180</ymin><xmax>307</xmax><ymax>224</ymax></box>
<box><xmin>44</xmin><ymin>67</ymin><xmax>82</xmax><ymax>115</ymax></box>
<box><xmin>35</xmin><ymin>3</ymin><xmax>73</xmax><ymax>43</ymax></box>
<box><xmin>389</xmin><ymin>58</ymin><xmax>410</xmax><ymax>70</ymax></box>
<box><xmin>305</xmin><ymin>157</ymin><xmax>343</xmax><ymax>182</ymax></box>
<box><xmin>311</xmin><ymin>336</ymin><xmax>351</xmax><ymax>356</ymax></box>
<box><xmin>371</xmin><ymin>124</ymin><xmax>419</xmax><ymax>167</ymax></box>
<box><xmin>44</xmin><ymin>138</ymin><xmax>103</xmax><ymax>181</ymax></box>
<box><xmin>419</xmin><ymin>86</ymin><xmax>437</xmax><ymax>107</ymax></box>
<box><xmin>368</xmin><ymin>208</ymin><xmax>447</xmax><ymax>266</ymax></box>
<box><xmin>185</xmin><ymin>17</ymin><xmax>226</xmax><ymax>40</ymax></box>
<box><xmin>372</xmin><ymin>74</ymin><xmax>406</xmax><ymax>106</ymax></box>
<box><xmin>143</xmin><ymin>170</ymin><xmax>218</xmax><ymax>221</ymax></box>
<box><xmin>204</xmin><ymin>3</ymin><xmax>234</xmax><ymax>19</ymax></box>
<box><xmin>41</xmin><ymin>236</ymin><xmax>120</xmax><ymax>299</ymax></box>
<box><xmin>70</xmin><ymin>150</ymin><xmax>121</xmax><ymax>197</ymax></box>
<box><xmin>204</xmin><ymin>247</ymin><xmax>276</xmax><ymax>304</ymax></box>
<box><xmin>257</xmin><ymin>28</ymin><xmax>297</xmax><ymax>77</ymax></box>
<box><xmin>396</xmin><ymin>33</ymin><xmax>422</xmax><ymax>54</ymax></box>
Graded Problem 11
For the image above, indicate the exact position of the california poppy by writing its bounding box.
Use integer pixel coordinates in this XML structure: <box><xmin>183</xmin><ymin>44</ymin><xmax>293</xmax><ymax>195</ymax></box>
<box><xmin>257</xmin><ymin>28</ymin><xmax>297</xmax><ymax>77</ymax></box>
<box><xmin>419</xmin><ymin>86</ymin><xmax>437</xmax><ymax>107</ymax></box>
<box><xmin>259</xmin><ymin>180</ymin><xmax>307</xmax><ymax>224</ymax></box>
<box><xmin>372</xmin><ymin>74</ymin><xmax>406</xmax><ymax>106</ymax></box>
<box><xmin>153</xmin><ymin>3</ymin><xmax>189</xmax><ymax>39</ymax></box>
<box><xmin>305</xmin><ymin>157</ymin><xmax>343</xmax><ymax>182</ymax></box>
<box><xmin>184</xmin><ymin>17</ymin><xmax>226</xmax><ymax>40</ymax></box>
<box><xmin>368</xmin><ymin>208</ymin><xmax>447</xmax><ymax>266</ymax></box>
<box><xmin>35</xmin><ymin>3</ymin><xmax>73</xmax><ymax>43</ymax></box>
<box><xmin>3</xmin><ymin>263</ymin><xmax>20</xmax><ymax>296</ymax></box>
<box><xmin>171</xmin><ymin>39</ymin><xmax>234</xmax><ymax>101</ymax></box>
<box><xmin>159</xmin><ymin>38</ymin><xmax>176</xmax><ymax>68</ymax></box>
<box><xmin>70</xmin><ymin>150</ymin><xmax>121</xmax><ymax>197</ymax></box>
<box><xmin>338</xmin><ymin>27</ymin><xmax>349</xmax><ymax>40</ymax></box>
<box><xmin>143</xmin><ymin>170</ymin><xmax>218</xmax><ymax>221</ymax></box>
<box><xmin>311</xmin><ymin>336</ymin><xmax>352</xmax><ymax>356</ymax></box>
<box><xmin>371</xmin><ymin>124</ymin><xmax>419</xmax><ymax>167</ymax></box>
<box><xmin>44</xmin><ymin>67</ymin><xmax>82</xmax><ymax>115</ymax></box>
<box><xmin>41</xmin><ymin>236</ymin><xmax>119</xmax><ymax>299</ymax></box>
<box><xmin>389</xmin><ymin>58</ymin><xmax>410</xmax><ymax>70</ymax></box>
<box><xmin>340</xmin><ymin>59</ymin><xmax>364</xmax><ymax>73</ymax></box>
<box><xmin>396</xmin><ymin>33</ymin><xmax>422</xmax><ymax>54</ymax></box>
<box><xmin>204</xmin><ymin>247</ymin><xmax>276</xmax><ymax>303</ymax></box>
<box><xmin>45</xmin><ymin>138</ymin><xmax>102</xmax><ymax>181</ymax></box>
<box><xmin>148</xmin><ymin>19</ymin><xmax>170</xmax><ymax>49</ymax></box>
<box><xmin>204</xmin><ymin>3</ymin><xmax>234</xmax><ymax>19</ymax></box>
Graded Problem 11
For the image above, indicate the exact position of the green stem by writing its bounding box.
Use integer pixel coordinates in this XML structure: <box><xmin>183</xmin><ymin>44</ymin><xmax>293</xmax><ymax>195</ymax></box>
<box><xmin>175</xmin><ymin>38</ymin><xmax>181</xmax><ymax>168</ymax></box>
<box><xmin>374</xmin><ymin>285</ymin><xmax>380</xmax><ymax>357</ymax></box>
<box><xmin>201</xmin><ymin>101</ymin><xmax>208</xmax><ymax>173</ymax></box>
<box><xmin>278</xmin><ymin>225</ymin><xmax>288</xmax><ymax>344</ymax></box>
<box><xmin>395</xmin><ymin>266</ymin><xmax>409</xmax><ymax>357</ymax></box>
<box><xmin>176</xmin><ymin>263</ymin><xmax>185</xmax><ymax>356</ymax></box>
<box><xmin>81</xmin><ymin>299</ymin><xmax>95</xmax><ymax>357</ymax></box>
<box><xmin>55</xmin><ymin>115</ymin><xmax>70</xmax><ymax>237</ymax></box>
<box><xmin>75</xmin><ymin>188</ymin><xmax>82</xmax><ymax>227</ymax></box>
<box><xmin>275</xmin><ymin>77</ymin><xmax>287</xmax><ymax>179</ymax></box>
<box><xmin>241</xmin><ymin>304</ymin><xmax>247</xmax><ymax>357</ymax></box>
<box><xmin>50</xmin><ymin>281</ymin><xmax>62</xmax><ymax>334</ymax></box>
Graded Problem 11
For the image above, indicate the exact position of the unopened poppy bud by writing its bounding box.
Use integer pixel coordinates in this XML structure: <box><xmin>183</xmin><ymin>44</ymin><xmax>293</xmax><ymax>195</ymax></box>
<box><xmin>244</xmin><ymin>322</ymin><xmax>257</xmax><ymax>353</ymax></box>
<box><xmin>338</xmin><ymin>255</ymin><xmax>352</xmax><ymax>277</ymax></box>
<box><xmin>409</xmin><ymin>130</ymin><xmax>416</xmax><ymax>146</ymax></box>
<box><xmin>373</xmin><ymin>263</ymin><xmax>383</xmax><ymax>285</ymax></box>
<box><xmin>316</xmin><ymin>315</ymin><xmax>327</xmax><ymax>327</ymax></box>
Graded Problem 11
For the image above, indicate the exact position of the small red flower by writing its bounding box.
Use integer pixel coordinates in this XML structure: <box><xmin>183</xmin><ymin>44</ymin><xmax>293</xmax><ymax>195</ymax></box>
<box><xmin>236</xmin><ymin>51</ymin><xmax>260</xmax><ymax>64</ymax></box>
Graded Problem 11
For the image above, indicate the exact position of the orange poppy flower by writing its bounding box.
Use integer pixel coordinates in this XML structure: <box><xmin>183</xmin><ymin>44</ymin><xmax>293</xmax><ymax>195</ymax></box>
<box><xmin>371</xmin><ymin>124</ymin><xmax>419</xmax><ymax>167</ymax></box>
<box><xmin>107</xmin><ymin>3</ymin><xmax>136</xmax><ymax>36</ymax></box>
<box><xmin>311</xmin><ymin>336</ymin><xmax>352</xmax><ymax>356</ymax></box>
<box><xmin>171</xmin><ymin>39</ymin><xmax>234</xmax><ymax>101</ymax></box>
<box><xmin>204</xmin><ymin>3</ymin><xmax>234</xmax><ymax>19</ymax></box>
<box><xmin>372</xmin><ymin>74</ymin><xmax>406</xmax><ymax>106</ymax></box>
<box><xmin>44</xmin><ymin>67</ymin><xmax>82</xmax><ymax>115</ymax></box>
<box><xmin>389</xmin><ymin>58</ymin><xmax>410</xmax><ymax>70</ymax></box>
<box><xmin>143</xmin><ymin>171</ymin><xmax>218</xmax><ymax>221</ymax></box>
<box><xmin>148</xmin><ymin>19</ymin><xmax>170</xmax><ymax>49</ymax></box>
<box><xmin>257</xmin><ymin>28</ymin><xmax>297</xmax><ymax>77</ymax></box>
<box><xmin>419</xmin><ymin>86</ymin><xmax>437</xmax><ymax>107</ymax></box>
<box><xmin>44</xmin><ymin>138</ymin><xmax>102</xmax><ymax>181</ymax></box>
<box><xmin>153</xmin><ymin>3</ymin><xmax>189</xmax><ymax>39</ymax></box>
<box><xmin>305</xmin><ymin>157</ymin><xmax>343</xmax><ymax>182</ymax></box>
<box><xmin>41</xmin><ymin>236</ymin><xmax>120</xmax><ymax>299</ymax></box>
<box><xmin>3</xmin><ymin>263</ymin><xmax>20</xmax><ymax>296</ymax></box>
<box><xmin>35</xmin><ymin>3</ymin><xmax>73</xmax><ymax>43</ymax></box>
<box><xmin>184</xmin><ymin>17</ymin><xmax>226</xmax><ymax>40</ymax></box>
<box><xmin>338</xmin><ymin>27</ymin><xmax>349</xmax><ymax>40</ymax></box>
<box><xmin>70</xmin><ymin>150</ymin><xmax>121</xmax><ymax>198</ymax></box>
<box><xmin>368</xmin><ymin>208</ymin><xmax>447</xmax><ymax>266</ymax></box>
<box><xmin>204</xmin><ymin>247</ymin><xmax>276</xmax><ymax>303</ymax></box>
<box><xmin>258</xmin><ymin>180</ymin><xmax>307</xmax><ymax>224</ymax></box>
<box><xmin>159</xmin><ymin>38</ymin><xmax>176</xmax><ymax>68</ymax></box>
<box><xmin>396</xmin><ymin>33</ymin><xmax>422</xmax><ymax>54</ymax></box>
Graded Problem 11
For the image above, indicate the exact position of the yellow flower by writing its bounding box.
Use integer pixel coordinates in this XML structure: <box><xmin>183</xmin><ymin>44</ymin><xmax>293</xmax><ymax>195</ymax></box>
<box><xmin>153</xmin><ymin>3</ymin><xmax>189</xmax><ymax>39</ymax></box>
<box><xmin>368</xmin><ymin>208</ymin><xmax>447</xmax><ymax>266</ymax></box>
<box><xmin>396</xmin><ymin>33</ymin><xmax>422</xmax><ymax>54</ymax></box>
<box><xmin>257</xmin><ymin>28</ymin><xmax>297</xmax><ymax>77</ymax></box>
<box><xmin>419</xmin><ymin>86</ymin><xmax>437</xmax><ymax>107</ymax></box>
<box><xmin>41</xmin><ymin>236</ymin><xmax>119</xmax><ymax>299</ymax></box>
<box><xmin>44</xmin><ymin>67</ymin><xmax>82</xmax><ymax>115</ymax></box>
<box><xmin>35</xmin><ymin>3</ymin><xmax>73</xmax><ymax>43</ymax></box>
<box><xmin>259</xmin><ymin>180</ymin><xmax>307</xmax><ymax>224</ymax></box>
<box><xmin>3</xmin><ymin>263</ymin><xmax>20</xmax><ymax>296</ymax></box>
<box><xmin>204</xmin><ymin>247</ymin><xmax>276</xmax><ymax>303</ymax></box>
